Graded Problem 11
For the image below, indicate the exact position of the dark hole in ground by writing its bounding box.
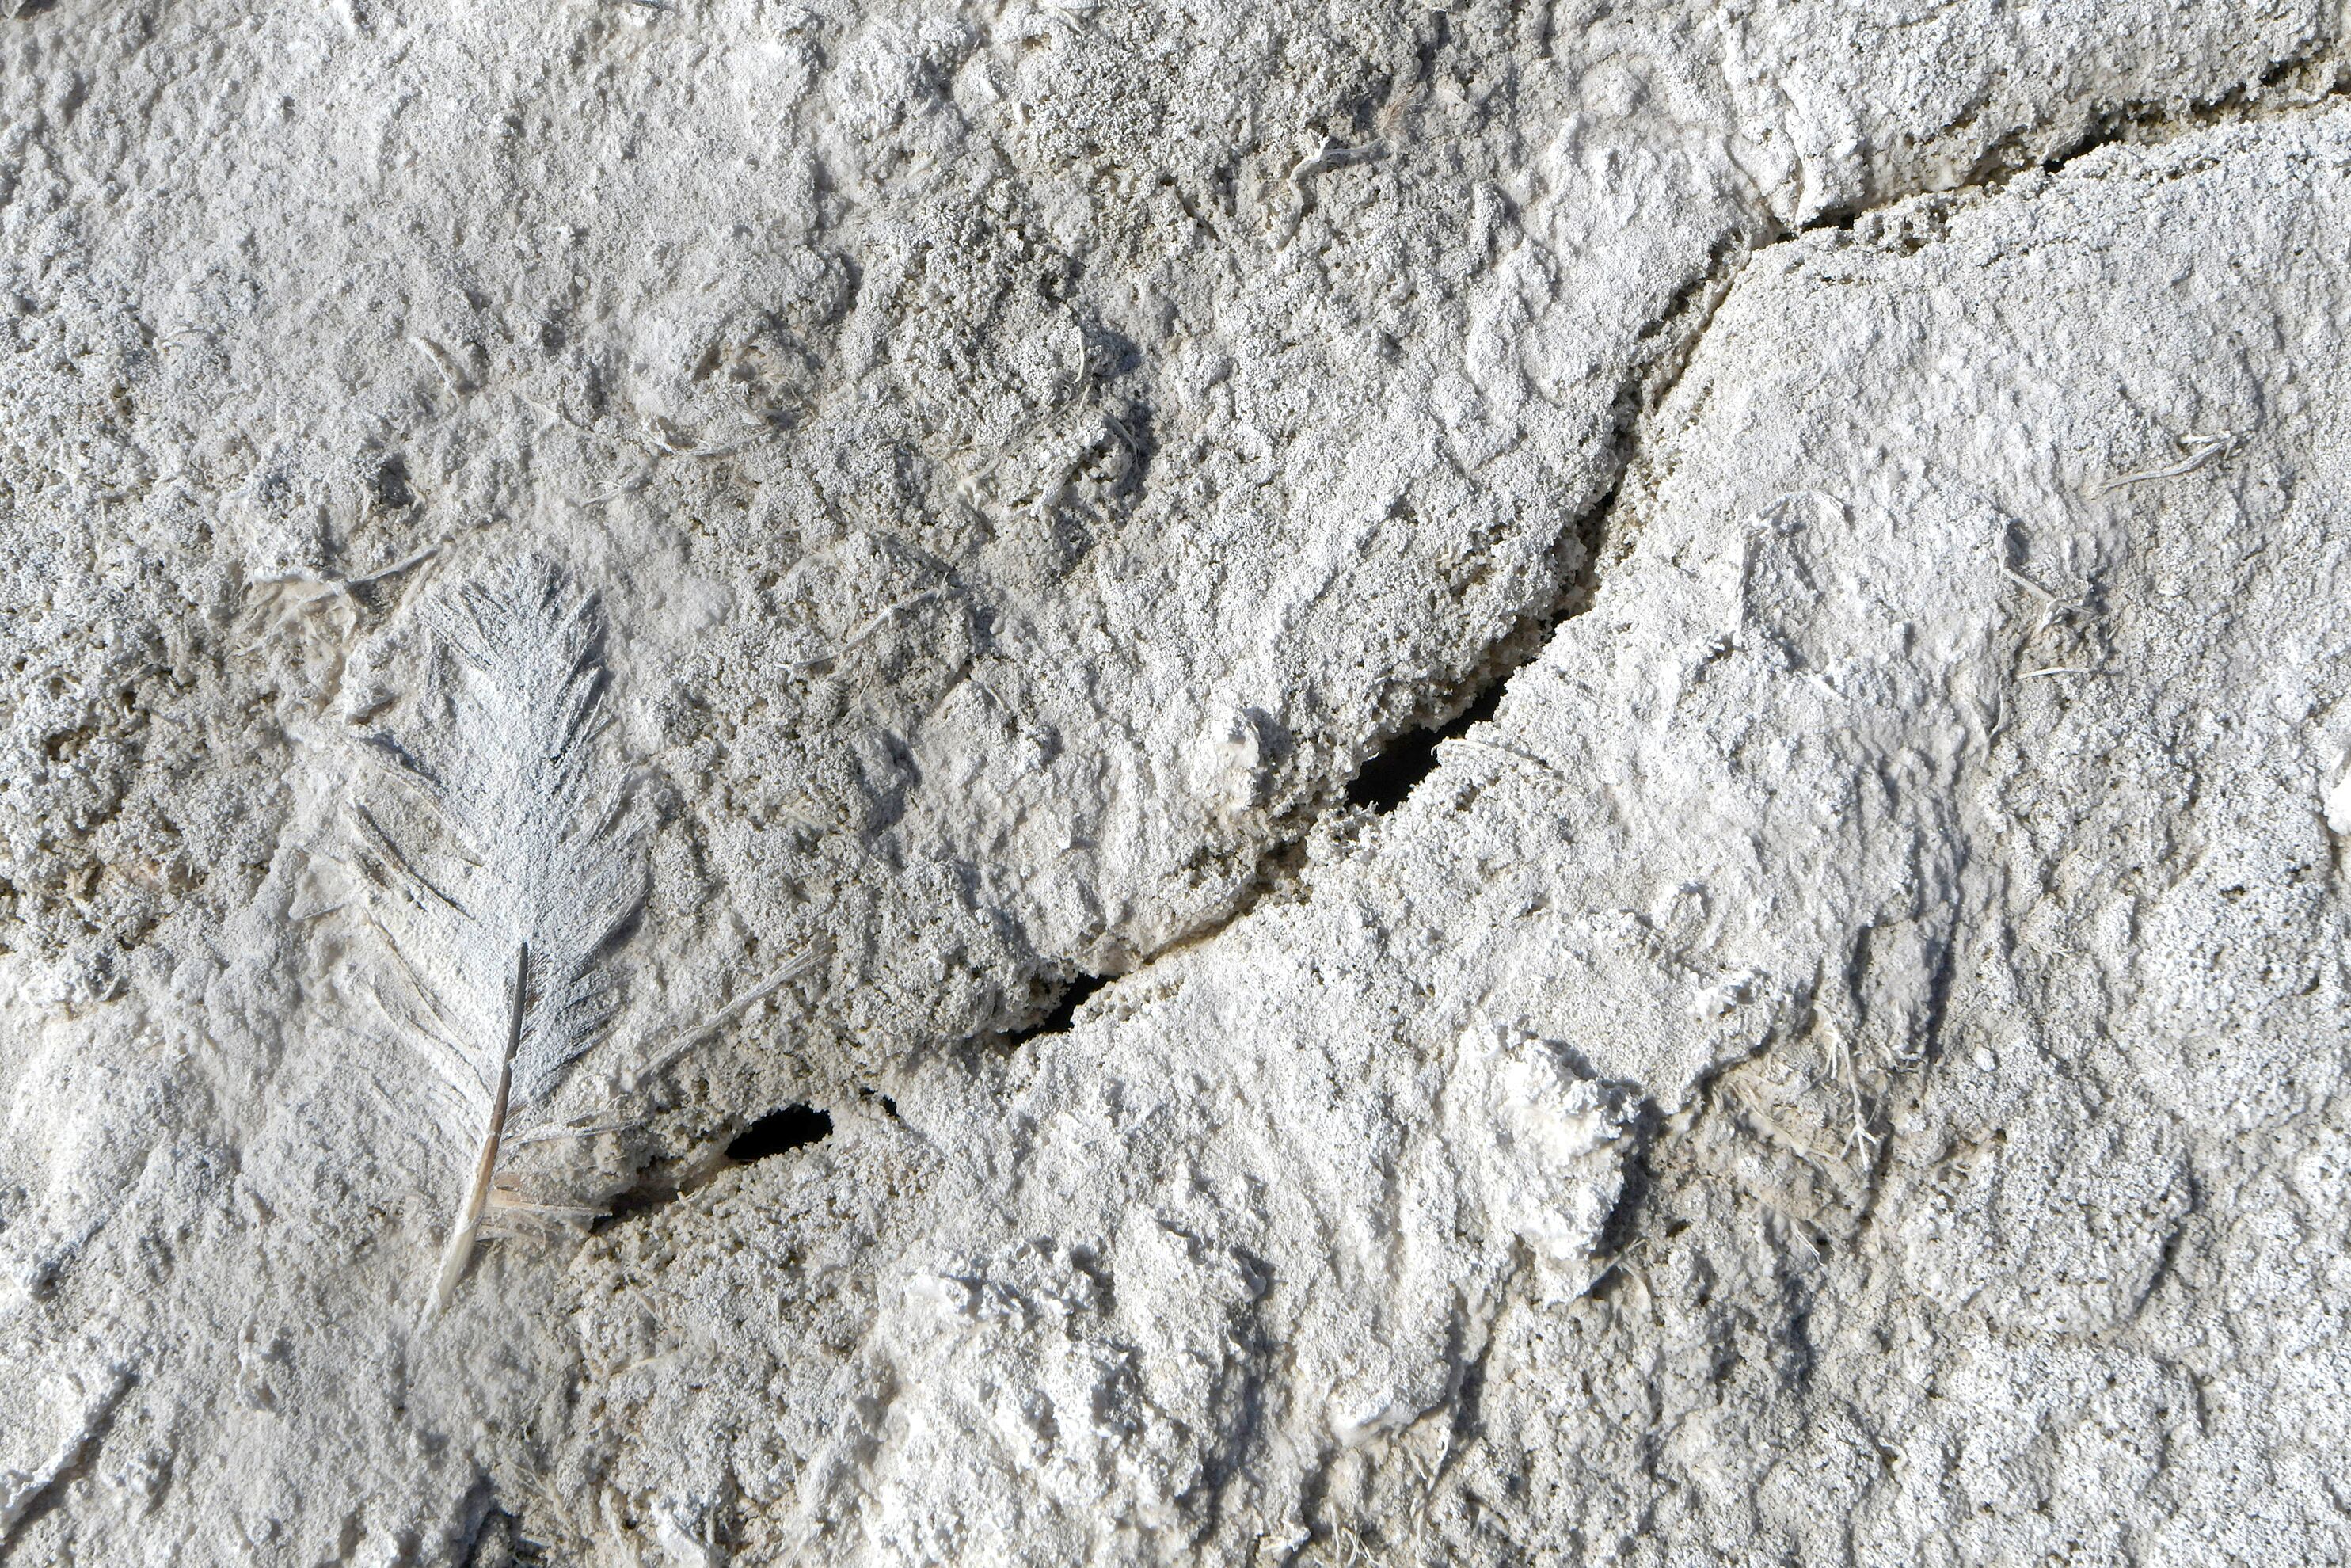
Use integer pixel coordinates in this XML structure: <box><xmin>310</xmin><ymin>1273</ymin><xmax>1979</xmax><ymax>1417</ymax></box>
<box><xmin>370</xmin><ymin>453</ymin><xmax>415</xmax><ymax>512</ymax></box>
<box><xmin>1007</xmin><ymin>972</ymin><xmax>1110</xmax><ymax>1045</ymax></box>
<box><xmin>726</xmin><ymin>1104</ymin><xmax>832</xmax><ymax>1162</ymax></box>
<box><xmin>1345</xmin><ymin>678</ymin><xmax>1508</xmax><ymax>813</ymax></box>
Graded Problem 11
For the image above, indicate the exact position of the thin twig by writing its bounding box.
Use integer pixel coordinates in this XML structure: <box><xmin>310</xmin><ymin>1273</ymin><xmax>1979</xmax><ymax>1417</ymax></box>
<box><xmin>2089</xmin><ymin>432</ymin><xmax>2239</xmax><ymax>497</ymax></box>
<box><xmin>1999</xmin><ymin>565</ymin><xmax>2057</xmax><ymax>601</ymax></box>
<box><xmin>630</xmin><ymin>948</ymin><xmax>825</xmax><ymax>1090</ymax></box>
<box><xmin>572</xmin><ymin>466</ymin><xmax>653</xmax><ymax>508</ymax></box>
<box><xmin>409</xmin><ymin>335</ymin><xmax>472</xmax><ymax>395</ymax></box>
<box><xmin>345</xmin><ymin>544</ymin><xmax>443</xmax><ymax>591</ymax></box>
<box><xmin>507</xmin><ymin>1115</ymin><xmax>637</xmax><ymax>1149</ymax></box>
<box><xmin>786</xmin><ymin>588</ymin><xmax>947</xmax><ymax>671</ymax></box>
<box><xmin>485</xmin><ymin>1192</ymin><xmax>607</xmax><ymax>1222</ymax></box>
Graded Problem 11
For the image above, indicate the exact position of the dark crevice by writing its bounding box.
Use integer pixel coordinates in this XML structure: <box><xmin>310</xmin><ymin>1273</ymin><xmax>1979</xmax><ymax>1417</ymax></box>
<box><xmin>1797</xmin><ymin>46</ymin><xmax>2350</xmax><ymax>237</ymax></box>
<box><xmin>661</xmin><ymin>55</ymin><xmax>2345</xmax><ymax>1214</ymax></box>
<box><xmin>674</xmin><ymin>49</ymin><xmax>2351</xmax><ymax>1186</ymax></box>
<box><xmin>919</xmin><ymin>55</ymin><xmax>2351</xmax><ymax>1072</ymax></box>
<box><xmin>1333</xmin><ymin>226</ymin><xmax>1740</xmax><ymax>821</ymax></box>
<box><xmin>593</xmin><ymin>1104</ymin><xmax>835</xmax><ymax>1231</ymax></box>
<box><xmin>725</xmin><ymin>1103</ymin><xmax>833</xmax><ymax>1162</ymax></box>
<box><xmin>1317</xmin><ymin>54</ymin><xmax>2350</xmax><ymax>835</ymax></box>
<box><xmin>1330</xmin><ymin>466</ymin><xmax>1622</xmax><ymax>820</ymax></box>
<box><xmin>594</xmin><ymin>1144</ymin><xmax>732</xmax><ymax>1228</ymax></box>
<box><xmin>1346</xmin><ymin>677</ymin><xmax>1506</xmax><ymax>813</ymax></box>
<box><xmin>536</xmin><ymin>54</ymin><xmax>2351</xmax><ymax>1553</ymax></box>
<box><xmin>1006</xmin><ymin>971</ymin><xmax>1110</xmax><ymax>1045</ymax></box>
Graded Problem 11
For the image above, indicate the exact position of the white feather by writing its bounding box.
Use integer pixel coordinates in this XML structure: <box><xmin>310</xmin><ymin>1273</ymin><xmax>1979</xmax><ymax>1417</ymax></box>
<box><xmin>348</xmin><ymin>554</ymin><xmax>646</xmax><ymax>1316</ymax></box>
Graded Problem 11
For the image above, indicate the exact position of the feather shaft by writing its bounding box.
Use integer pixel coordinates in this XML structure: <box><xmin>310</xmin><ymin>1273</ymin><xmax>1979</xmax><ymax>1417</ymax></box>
<box><xmin>428</xmin><ymin>942</ymin><xmax>528</xmax><ymax>1317</ymax></box>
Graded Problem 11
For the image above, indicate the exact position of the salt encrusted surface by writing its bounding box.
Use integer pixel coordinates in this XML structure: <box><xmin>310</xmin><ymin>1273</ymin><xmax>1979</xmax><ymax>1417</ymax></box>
<box><xmin>563</xmin><ymin>106</ymin><xmax>2351</xmax><ymax>1563</ymax></box>
<box><xmin>2</xmin><ymin>2</ymin><xmax>2349</xmax><ymax>1563</ymax></box>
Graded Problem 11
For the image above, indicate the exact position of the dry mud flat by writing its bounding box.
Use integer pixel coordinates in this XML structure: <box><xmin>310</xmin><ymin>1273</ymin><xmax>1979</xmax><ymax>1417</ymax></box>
<box><xmin>3</xmin><ymin>2</ymin><xmax>2351</xmax><ymax>1564</ymax></box>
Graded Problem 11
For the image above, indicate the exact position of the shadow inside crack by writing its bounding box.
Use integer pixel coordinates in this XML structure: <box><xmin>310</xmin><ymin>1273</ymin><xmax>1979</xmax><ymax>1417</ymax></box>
<box><xmin>1006</xmin><ymin>972</ymin><xmax>1110</xmax><ymax>1046</ymax></box>
<box><xmin>725</xmin><ymin>1104</ymin><xmax>833</xmax><ymax>1163</ymax></box>
<box><xmin>1345</xmin><ymin>679</ymin><xmax>1508</xmax><ymax>814</ymax></box>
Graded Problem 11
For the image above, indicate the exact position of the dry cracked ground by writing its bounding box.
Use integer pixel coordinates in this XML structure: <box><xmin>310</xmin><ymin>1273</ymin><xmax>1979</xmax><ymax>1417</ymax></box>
<box><xmin>5</xmin><ymin>1</ymin><xmax>2351</xmax><ymax>1563</ymax></box>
